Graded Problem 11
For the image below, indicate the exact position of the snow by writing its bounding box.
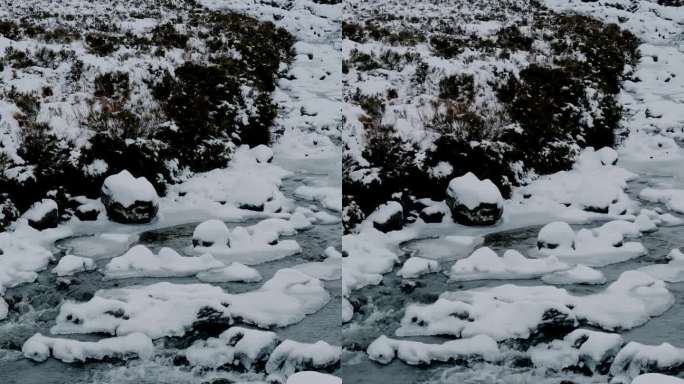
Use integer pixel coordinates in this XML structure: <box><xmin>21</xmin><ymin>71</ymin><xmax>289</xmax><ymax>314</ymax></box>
<box><xmin>449</xmin><ymin>247</ymin><xmax>568</xmax><ymax>281</ymax></box>
<box><xmin>397</xmin><ymin>257</ymin><xmax>440</xmax><ymax>279</ymax></box>
<box><xmin>192</xmin><ymin>219</ymin><xmax>230</xmax><ymax>247</ymax></box>
<box><xmin>447</xmin><ymin>172</ymin><xmax>503</xmax><ymax>210</ymax></box>
<box><xmin>23</xmin><ymin>199</ymin><xmax>58</xmax><ymax>222</ymax></box>
<box><xmin>538</xmin><ymin>221</ymin><xmax>647</xmax><ymax>267</ymax></box>
<box><xmin>287</xmin><ymin>371</ymin><xmax>342</xmax><ymax>384</ymax></box>
<box><xmin>294</xmin><ymin>186</ymin><xmax>342</xmax><ymax>212</ymax></box>
<box><xmin>372</xmin><ymin>201</ymin><xmax>403</xmax><ymax>224</ymax></box>
<box><xmin>639</xmin><ymin>188</ymin><xmax>684</xmax><ymax>214</ymax></box>
<box><xmin>184</xmin><ymin>327</ymin><xmax>280</xmax><ymax>369</ymax></box>
<box><xmin>0</xmin><ymin>297</ymin><xmax>7</xmax><ymax>320</ymax></box>
<box><xmin>632</xmin><ymin>374</ymin><xmax>684</xmax><ymax>384</ymax></box>
<box><xmin>541</xmin><ymin>264</ymin><xmax>606</xmax><ymax>285</ymax></box>
<box><xmin>639</xmin><ymin>249</ymin><xmax>684</xmax><ymax>283</ymax></box>
<box><xmin>265</xmin><ymin>339</ymin><xmax>341</xmax><ymax>380</ymax></box>
<box><xmin>597</xmin><ymin>147</ymin><xmax>618</xmax><ymax>166</ymax></box>
<box><xmin>530</xmin><ymin>329</ymin><xmax>623</xmax><ymax>373</ymax></box>
<box><xmin>52</xmin><ymin>255</ymin><xmax>97</xmax><ymax>277</ymax></box>
<box><xmin>252</xmin><ymin>144</ymin><xmax>274</xmax><ymax>164</ymax></box>
<box><xmin>104</xmin><ymin>245</ymin><xmax>224</xmax><ymax>279</ymax></box>
<box><xmin>611</xmin><ymin>341</ymin><xmax>684</xmax><ymax>383</ymax></box>
<box><xmin>293</xmin><ymin>247</ymin><xmax>342</xmax><ymax>281</ymax></box>
<box><xmin>397</xmin><ymin>271</ymin><xmax>673</xmax><ymax>340</ymax></box>
<box><xmin>102</xmin><ymin>170</ymin><xmax>159</xmax><ymax>208</ymax></box>
<box><xmin>0</xmin><ymin>231</ymin><xmax>54</xmax><ymax>294</ymax></box>
<box><xmin>22</xmin><ymin>333</ymin><xmax>154</xmax><ymax>363</ymax></box>
<box><xmin>195</xmin><ymin>263</ymin><xmax>262</xmax><ymax>283</ymax></box>
<box><xmin>366</xmin><ymin>334</ymin><xmax>500</xmax><ymax>366</ymax></box>
<box><xmin>52</xmin><ymin>268</ymin><xmax>330</xmax><ymax>338</ymax></box>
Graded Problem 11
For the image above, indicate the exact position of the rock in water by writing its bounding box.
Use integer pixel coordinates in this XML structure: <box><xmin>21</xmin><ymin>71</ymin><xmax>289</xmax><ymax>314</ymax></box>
<box><xmin>446</xmin><ymin>173</ymin><xmax>503</xmax><ymax>226</ymax></box>
<box><xmin>101</xmin><ymin>171</ymin><xmax>159</xmax><ymax>224</ymax></box>
<box><xmin>372</xmin><ymin>201</ymin><xmax>403</xmax><ymax>232</ymax></box>
<box><xmin>24</xmin><ymin>199</ymin><xmax>59</xmax><ymax>230</ymax></box>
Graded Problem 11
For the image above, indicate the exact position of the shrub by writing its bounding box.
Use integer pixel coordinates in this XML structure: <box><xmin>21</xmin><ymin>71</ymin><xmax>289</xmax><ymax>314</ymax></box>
<box><xmin>94</xmin><ymin>71</ymin><xmax>131</xmax><ymax>100</ymax></box>
<box><xmin>85</xmin><ymin>33</ymin><xmax>119</xmax><ymax>56</ymax></box>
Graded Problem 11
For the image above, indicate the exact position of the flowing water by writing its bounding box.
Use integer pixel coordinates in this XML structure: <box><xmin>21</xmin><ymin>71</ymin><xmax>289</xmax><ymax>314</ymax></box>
<box><xmin>0</xmin><ymin>166</ymin><xmax>341</xmax><ymax>384</ymax></box>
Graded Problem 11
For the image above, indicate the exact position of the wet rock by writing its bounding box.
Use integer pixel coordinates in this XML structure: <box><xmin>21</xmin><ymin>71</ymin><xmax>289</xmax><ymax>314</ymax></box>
<box><xmin>372</xmin><ymin>201</ymin><xmax>403</xmax><ymax>233</ymax></box>
<box><xmin>24</xmin><ymin>199</ymin><xmax>59</xmax><ymax>230</ymax></box>
<box><xmin>101</xmin><ymin>170</ymin><xmax>159</xmax><ymax>224</ymax></box>
<box><xmin>446</xmin><ymin>173</ymin><xmax>503</xmax><ymax>226</ymax></box>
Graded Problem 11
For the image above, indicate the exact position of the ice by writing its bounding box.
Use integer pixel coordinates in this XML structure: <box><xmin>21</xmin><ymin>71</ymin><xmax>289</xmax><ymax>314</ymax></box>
<box><xmin>639</xmin><ymin>188</ymin><xmax>684</xmax><ymax>214</ymax></box>
<box><xmin>52</xmin><ymin>268</ymin><xmax>330</xmax><ymax>338</ymax></box>
<box><xmin>22</xmin><ymin>333</ymin><xmax>153</xmax><ymax>363</ymax></box>
<box><xmin>397</xmin><ymin>257</ymin><xmax>440</xmax><ymax>279</ymax></box>
<box><xmin>52</xmin><ymin>255</ymin><xmax>97</xmax><ymax>277</ymax></box>
<box><xmin>102</xmin><ymin>170</ymin><xmax>159</xmax><ymax>208</ymax></box>
<box><xmin>449</xmin><ymin>247</ymin><xmax>568</xmax><ymax>281</ymax></box>
<box><xmin>407</xmin><ymin>235</ymin><xmax>483</xmax><ymax>261</ymax></box>
<box><xmin>639</xmin><ymin>249</ymin><xmax>684</xmax><ymax>283</ymax></box>
<box><xmin>538</xmin><ymin>221</ymin><xmax>647</xmax><ymax>267</ymax></box>
<box><xmin>196</xmin><ymin>263</ymin><xmax>262</xmax><ymax>283</ymax></box>
<box><xmin>397</xmin><ymin>271</ymin><xmax>673</xmax><ymax>340</ymax></box>
<box><xmin>286</xmin><ymin>371</ymin><xmax>342</xmax><ymax>384</ymax></box>
<box><xmin>292</xmin><ymin>247</ymin><xmax>341</xmax><ymax>281</ymax></box>
<box><xmin>366</xmin><ymin>334</ymin><xmax>500</xmax><ymax>366</ymax></box>
<box><xmin>104</xmin><ymin>245</ymin><xmax>224</xmax><ymax>279</ymax></box>
<box><xmin>447</xmin><ymin>172</ymin><xmax>503</xmax><ymax>210</ymax></box>
<box><xmin>632</xmin><ymin>374</ymin><xmax>684</xmax><ymax>384</ymax></box>
<box><xmin>294</xmin><ymin>186</ymin><xmax>342</xmax><ymax>212</ymax></box>
<box><xmin>542</xmin><ymin>264</ymin><xmax>606</xmax><ymax>285</ymax></box>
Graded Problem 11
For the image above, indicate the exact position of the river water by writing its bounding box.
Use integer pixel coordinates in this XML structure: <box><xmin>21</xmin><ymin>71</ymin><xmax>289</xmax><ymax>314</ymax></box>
<box><xmin>0</xmin><ymin>164</ymin><xmax>342</xmax><ymax>384</ymax></box>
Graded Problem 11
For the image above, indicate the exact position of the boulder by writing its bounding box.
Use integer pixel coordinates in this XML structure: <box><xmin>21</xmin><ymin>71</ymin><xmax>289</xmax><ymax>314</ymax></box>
<box><xmin>446</xmin><ymin>173</ymin><xmax>503</xmax><ymax>226</ymax></box>
<box><xmin>419</xmin><ymin>205</ymin><xmax>445</xmax><ymax>223</ymax></box>
<box><xmin>537</xmin><ymin>221</ymin><xmax>575</xmax><ymax>250</ymax></box>
<box><xmin>101</xmin><ymin>171</ymin><xmax>159</xmax><ymax>224</ymax></box>
<box><xmin>24</xmin><ymin>199</ymin><xmax>59</xmax><ymax>230</ymax></box>
<box><xmin>74</xmin><ymin>204</ymin><xmax>100</xmax><ymax>221</ymax></box>
<box><xmin>372</xmin><ymin>201</ymin><xmax>403</xmax><ymax>232</ymax></box>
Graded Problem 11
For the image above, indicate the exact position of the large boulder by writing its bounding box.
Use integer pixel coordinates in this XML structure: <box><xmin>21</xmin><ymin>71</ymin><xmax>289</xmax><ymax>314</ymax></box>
<box><xmin>446</xmin><ymin>172</ymin><xmax>503</xmax><ymax>226</ymax></box>
<box><xmin>24</xmin><ymin>199</ymin><xmax>59</xmax><ymax>230</ymax></box>
<box><xmin>101</xmin><ymin>171</ymin><xmax>159</xmax><ymax>224</ymax></box>
<box><xmin>372</xmin><ymin>201</ymin><xmax>403</xmax><ymax>232</ymax></box>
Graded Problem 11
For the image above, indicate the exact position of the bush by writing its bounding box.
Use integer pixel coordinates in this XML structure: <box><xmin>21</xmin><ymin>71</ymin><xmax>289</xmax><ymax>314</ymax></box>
<box><xmin>85</xmin><ymin>33</ymin><xmax>119</xmax><ymax>56</ymax></box>
<box><xmin>94</xmin><ymin>71</ymin><xmax>130</xmax><ymax>100</ymax></box>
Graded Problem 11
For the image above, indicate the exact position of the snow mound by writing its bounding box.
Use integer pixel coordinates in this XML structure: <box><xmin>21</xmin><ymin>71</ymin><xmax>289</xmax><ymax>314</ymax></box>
<box><xmin>449</xmin><ymin>247</ymin><xmax>568</xmax><ymax>281</ymax></box>
<box><xmin>639</xmin><ymin>249</ymin><xmax>684</xmax><ymax>283</ymax></box>
<box><xmin>252</xmin><ymin>144</ymin><xmax>274</xmax><ymax>164</ymax></box>
<box><xmin>52</xmin><ymin>255</ymin><xmax>96</xmax><ymax>277</ymax></box>
<box><xmin>184</xmin><ymin>327</ymin><xmax>279</xmax><ymax>369</ymax></box>
<box><xmin>0</xmin><ymin>297</ymin><xmax>7</xmax><ymax>320</ymax></box>
<box><xmin>542</xmin><ymin>264</ymin><xmax>606</xmax><ymax>285</ymax></box>
<box><xmin>52</xmin><ymin>268</ymin><xmax>329</xmax><ymax>338</ymax></box>
<box><xmin>0</xmin><ymin>232</ymin><xmax>53</xmax><ymax>294</ymax></box>
<box><xmin>265</xmin><ymin>340</ymin><xmax>341</xmax><ymax>381</ymax></box>
<box><xmin>397</xmin><ymin>257</ymin><xmax>440</xmax><ymax>278</ymax></box>
<box><xmin>640</xmin><ymin>188</ymin><xmax>684</xmax><ymax>214</ymax></box>
<box><xmin>367</xmin><ymin>334</ymin><xmax>500</xmax><ymax>366</ymax></box>
<box><xmin>22</xmin><ymin>333</ymin><xmax>153</xmax><ymax>363</ymax></box>
<box><xmin>193</xmin><ymin>219</ymin><xmax>230</xmax><ymax>247</ymax></box>
<box><xmin>611</xmin><ymin>341</ymin><xmax>684</xmax><ymax>383</ymax></box>
<box><xmin>196</xmin><ymin>263</ymin><xmax>262</xmax><ymax>283</ymax></box>
<box><xmin>632</xmin><ymin>374</ymin><xmax>684</xmax><ymax>384</ymax></box>
<box><xmin>104</xmin><ymin>245</ymin><xmax>224</xmax><ymax>279</ymax></box>
<box><xmin>294</xmin><ymin>186</ymin><xmax>342</xmax><ymax>212</ymax></box>
<box><xmin>286</xmin><ymin>371</ymin><xmax>341</xmax><ymax>384</ymax></box>
<box><xmin>447</xmin><ymin>173</ymin><xmax>503</xmax><ymax>210</ymax></box>
<box><xmin>538</xmin><ymin>221</ymin><xmax>647</xmax><ymax>267</ymax></box>
<box><xmin>292</xmin><ymin>248</ymin><xmax>341</xmax><ymax>281</ymax></box>
<box><xmin>530</xmin><ymin>329</ymin><xmax>623</xmax><ymax>374</ymax></box>
<box><xmin>397</xmin><ymin>271</ymin><xmax>673</xmax><ymax>340</ymax></box>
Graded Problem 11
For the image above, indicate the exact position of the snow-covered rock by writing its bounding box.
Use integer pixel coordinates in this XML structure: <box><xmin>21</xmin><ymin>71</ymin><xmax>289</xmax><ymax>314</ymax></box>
<box><xmin>183</xmin><ymin>327</ymin><xmax>280</xmax><ymax>369</ymax></box>
<box><xmin>632</xmin><ymin>374</ymin><xmax>684</xmax><ymax>384</ymax></box>
<box><xmin>253</xmin><ymin>144</ymin><xmax>274</xmax><ymax>164</ymax></box>
<box><xmin>542</xmin><ymin>264</ymin><xmax>606</xmax><ymax>285</ymax></box>
<box><xmin>367</xmin><ymin>334</ymin><xmax>500</xmax><ymax>366</ymax></box>
<box><xmin>530</xmin><ymin>329</ymin><xmax>623</xmax><ymax>374</ymax></box>
<box><xmin>418</xmin><ymin>204</ymin><xmax>446</xmax><ymax>223</ymax></box>
<box><xmin>397</xmin><ymin>257</ymin><xmax>440</xmax><ymax>278</ymax></box>
<box><xmin>537</xmin><ymin>221</ymin><xmax>575</xmax><ymax>250</ymax></box>
<box><xmin>286</xmin><ymin>371</ymin><xmax>341</xmax><ymax>384</ymax></box>
<box><xmin>446</xmin><ymin>172</ymin><xmax>503</xmax><ymax>226</ymax></box>
<box><xmin>52</xmin><ymin>255</ymin><xmax>96</xmax><ymax>277</ymax></box>
<box><xmin>22</xmin><ymin>333</ymin><xmax>153</xmax><ymax>363</ymax></box>
<box><xmin>101</xmin><ymin>170</ymin><xmax>159</xmax><ymax>224</ymax></box>
<box><xmin>52</xmin><ymin>269</ymin><xmax>330</xmax><ymax>338</ymax></box>
<box><xmin>23</xmin><ymin>199</ymin><xmax>59</xmax><ymax>230</ymax></box>
<box><xmin>597</xmin><ymin>147</ymin><xmax>618</xmax><ymax>166</ymax></box>
<box><xmin>195</xmin><ymin>262</ymin><xmax>262</xmax><ymax>283</ymax></box>
<box><xmin>611</xmin><ymin>341</ymin><xmax>684</xmax><ymax>383</ymax></box>
<box><xmin>265</xmin><ymin>340</ymin><xmax>341</xmax><ymax>381</ymax></box>
<box><xmin>192</xmin><ymin>219</ymin><xmax>230</xmax><ymax>248</ymax></box>
<box><xmin>449</xmin><ymin>247</ymin><xmax>568</xmax><ymax>281</ymax></box>
<box><xmin>104</xmin><ymin>245</ymin><xmax>224</xmax><ymax>279</ymax></box>
<box><xmin>397</xmin><ymin>271</ymin><xmax>673</xmax><ymax>340</ymax></box>
<box><xmin>74</xmin><ymin>203</ymin><xmax>100</xmax><ymax>221</ymax></box>
<box><xmin>371</xmin><ymin>201</ymin><xmax>403</xmax><ymax>233</ymax></box>
<box><xmin>0</xmin><ymin>297</ymin><xmax>8</xmax><ymax>320</ymax></box>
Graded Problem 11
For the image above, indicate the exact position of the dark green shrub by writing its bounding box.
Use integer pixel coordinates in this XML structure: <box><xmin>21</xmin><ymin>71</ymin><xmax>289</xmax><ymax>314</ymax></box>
<box><xmin>85</xmin><ymin>33</ymin><xmax>119</xmax><ymax>56</ymax></box>
<box><xmin>94</xmin><ymin>71</ymin><xmax>130</xmax><ymax>100</ymax></box>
